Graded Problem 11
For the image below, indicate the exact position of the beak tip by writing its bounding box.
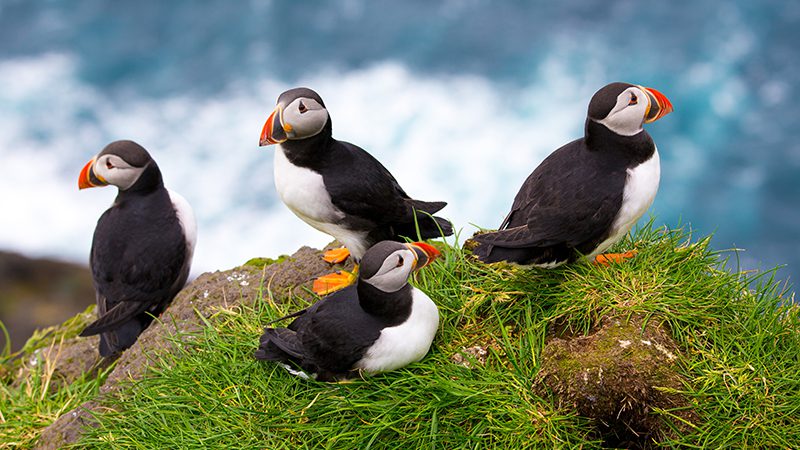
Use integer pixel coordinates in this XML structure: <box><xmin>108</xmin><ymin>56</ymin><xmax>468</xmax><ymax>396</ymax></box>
<box><xmin>78</xmin><ymin>160</ymin><xmax>94</xmax><ymax>190</ymax></box>
<box><xmin>409</xmin><ymin>241</ymin><xmax>440</xmax><ymax>269</ymax></box>
<box><xmin>259</xmin><ymin>107</ymin><xmax>287</xmax><ymax>147</ymax></box>
<box><xmin>643</xmin><ymin>86</ymin><xmax>674</xmax><ymax>122</ymax></box>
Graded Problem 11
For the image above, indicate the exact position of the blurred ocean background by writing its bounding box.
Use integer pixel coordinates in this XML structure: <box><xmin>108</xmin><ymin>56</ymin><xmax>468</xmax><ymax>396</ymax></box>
<box><xmin>1</xmin><ymin>0</ymin><xmax>798</xmax><ymax>295</ymax></box>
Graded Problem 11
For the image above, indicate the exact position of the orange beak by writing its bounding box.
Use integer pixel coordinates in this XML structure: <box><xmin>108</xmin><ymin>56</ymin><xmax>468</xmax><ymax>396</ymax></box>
<box><xmin>259</xmin><ymin>106</ymin><xmax>288</xmax><ymax>146</ymax></box>
<box><xmin>78</xmin><ymin>157</ymin><xmax>107</xmax><ymax>190</ymax></box>
<box><xmin>642</xmin><ymin>86</ymin><xmax>674</xmax><ymax>123</ymax></box>
<box><xmin>407</xmin><ymin>241</ymin><xmax>441</xmax><ymax>270</ymax></box>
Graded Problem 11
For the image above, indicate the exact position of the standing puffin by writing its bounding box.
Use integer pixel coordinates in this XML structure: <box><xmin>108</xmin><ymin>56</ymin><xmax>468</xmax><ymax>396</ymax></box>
<box><xmin>255</xmin><ymin>240</ymin><xmax>440</xmax><ymax>381</ymax></box>
<box><xmin>258</xmin><ymin>87</ymin><xmax>453</xmax><ymax>294</ymax></box>
<box><xmin>78</xmin><ymin>140</ymin><xmax>197</xmax><ymax>357</ymax></box>
<box><xmin>472</xmin><ymin>82</ymin><xmax>673</xmax><ymax>266</ymax></box>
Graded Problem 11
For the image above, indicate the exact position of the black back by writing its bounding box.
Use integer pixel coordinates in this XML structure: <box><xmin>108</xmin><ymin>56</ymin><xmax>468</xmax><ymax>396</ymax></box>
<box><xmin>279</xmin><ymin>102</ymin><xmax>453</xmax><ymax>246</ymax></box>
<box><xmin>473</xmin><ymin>119</ymin><xmax>655</xmax><ymax>265</ymax></box>
<box><xmin>81</xmin><ymin>158</ymin><xmax>189</xmax><ymax>356</ymax></box>
<box><xmin>255</xmin><ymin>280</ymin><xmax>414</xmax><ymax>381</ymax></box>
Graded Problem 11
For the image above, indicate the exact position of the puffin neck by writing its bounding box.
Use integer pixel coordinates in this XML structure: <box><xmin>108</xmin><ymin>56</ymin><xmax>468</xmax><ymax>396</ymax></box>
<box><xmin>356</xmin><ymin>280</ymin><xmax>413</xmax><ymax>327</ymax></box>
<box><xmin>278</xmin><ymin>120</ymin><xmax>334</xmax><ymax>169</ymax></box>
<box><xmin>584</xmin><ymin>119</ymin><xmax>655</xmax><ymax>165</ymax></box>
<box><xmin>119</xmin><ymin>163</ymin><xmax>165</xmax><ymax>197</ymax></box>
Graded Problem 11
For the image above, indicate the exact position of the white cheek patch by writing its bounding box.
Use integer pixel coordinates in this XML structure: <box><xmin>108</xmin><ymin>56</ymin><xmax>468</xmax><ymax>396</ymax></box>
<box><xmin>596</xmin><ymin>88</ymin><xmax>647</xmax><ymax>136</ymax></box>
<box><xmin>94</xmin><ymin>157</ymin><xmax>143</xmax><ymax>191</ymax></box>
<box><xmin>363</xmin><ymin>250</ymin><xmax>415</xmax><ymax>292</ymax></box>
<box><xmin>284</xmin><ymin>98</ymin><xmax>328</xmax><ymax>140</ymax></box>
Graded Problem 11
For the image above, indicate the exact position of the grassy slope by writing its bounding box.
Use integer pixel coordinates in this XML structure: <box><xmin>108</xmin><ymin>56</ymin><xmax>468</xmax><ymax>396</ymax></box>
<box><xmin>3</xmin><ymin>225</ymin><xmax>799</xmax><ymax>448</ymax></box>
<box><xmin>0</xmin><ymin>308</ymin><xmax>108</xmax><ymax>448</ymax></box>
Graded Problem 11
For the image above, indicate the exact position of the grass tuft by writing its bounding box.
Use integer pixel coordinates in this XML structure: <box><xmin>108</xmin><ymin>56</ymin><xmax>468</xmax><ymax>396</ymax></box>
<box><xmin>0</xmin><ymin>304</ymin><xmax>111</xmax><ymax>448</ymax></box>
<box><xmin>4</xmin><ymin>223</ymin><xmax>799</xmax><ymax>448</ymax></box>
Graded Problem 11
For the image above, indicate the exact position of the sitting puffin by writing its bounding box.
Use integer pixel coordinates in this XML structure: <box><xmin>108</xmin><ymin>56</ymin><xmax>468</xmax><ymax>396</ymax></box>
<box><xmin>255</xmin><ymin>240</ymin><xmax>440</xmax><ymax>381</ymax></box>
<box><xmin>78</xmin><ymin>140</ymin><xmax>197</xmax><ymax>357</ymax></box>
<box><xmin>258</xmin><ymin>87</ymin><xmax>452</xmax><ymax>294</ymax></box>
<box><xmin>472</xmin><ymin>82</ymin><xmax>673</xmax><ymax>266</ymax></box>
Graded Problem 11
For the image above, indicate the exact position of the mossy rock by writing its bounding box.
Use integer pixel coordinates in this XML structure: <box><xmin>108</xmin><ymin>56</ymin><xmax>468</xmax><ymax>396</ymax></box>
<box><xmin>536</xmin><ymin>315</ymin><xmax>696</xmax><ymax>448</ymax></box>
<box><xmin>243</xmin><ymin>255</ymin><xmax>290</xmax><ymax>268</ymax></box>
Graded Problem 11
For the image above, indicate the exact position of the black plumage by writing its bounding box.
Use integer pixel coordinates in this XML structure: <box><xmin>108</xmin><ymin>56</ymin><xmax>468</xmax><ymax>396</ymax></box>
<box><xmin>286</xmin><ymin>135</ymin><xmax>451</xmax><ymax>244</ymax></box>
<box><xmin>472</xmin><ymin>82</ymin><xmax>672</xmax><ymax>265</ymax></box>
<box><xmin>255</xmin><ymin>283</ymin><xmax>408</xmax><ymax>381</ymax></box>
<box><xmin>261</xmin><ymin>88</ymin><xmax>452</xmax><ymax>256</ymax></box>
<box><xmin>78</xmin><ymin>141</ymin><xmax>193</xmax><ymax>357</ymax></box>
<box><xmin>255</xmin><ymin>241</ymin><xmax>440</xmax><ymax>381</ymax></box>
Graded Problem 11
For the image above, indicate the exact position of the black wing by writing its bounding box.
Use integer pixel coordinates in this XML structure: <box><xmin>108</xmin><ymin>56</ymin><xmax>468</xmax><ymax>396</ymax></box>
<box><xmin>476</xmin><ymin>139</ymin><xmax>625</xmax><ymax>249</ymax></box>
<box><xmin>321</xmin><ymin>140</ymin><xmax>449</xmax><ymax>231</ymax></box>
<box><xmin>255</xmin><ymin>328</ymin><xmax>305</xmax><ymax>362</ymax></box>
<box><xmin>85</xmin><ymin>197</ymin><xmax>188</xmax><ymax>335</ymax></box>
<box><xmin>295</xmin><ymin>286</ymin><xmax>383</xmax><ymax>374</ymax></box>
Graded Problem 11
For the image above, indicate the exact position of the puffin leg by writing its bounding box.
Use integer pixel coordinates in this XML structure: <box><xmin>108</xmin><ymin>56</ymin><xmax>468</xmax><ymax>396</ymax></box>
<box><xmin>322</xmin><ymin>246</ymin><xmax>351</xmax><ymax>264</ymax></box>
<box><xmin>312</xmin><ymin>264</ymin><xmax>359</xmax><ymax>295</ymax></box>
<box><xmin>594</xmin><ymin>250</ymin><xmax>638</xmax><ymax>266</ymax></box>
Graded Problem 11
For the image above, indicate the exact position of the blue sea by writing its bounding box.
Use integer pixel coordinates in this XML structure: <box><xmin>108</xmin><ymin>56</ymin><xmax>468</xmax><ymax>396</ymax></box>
<box><xmin>1</xmin><ymin>0</ymin><xmax>798</xmax><ymax>288</ymax></box>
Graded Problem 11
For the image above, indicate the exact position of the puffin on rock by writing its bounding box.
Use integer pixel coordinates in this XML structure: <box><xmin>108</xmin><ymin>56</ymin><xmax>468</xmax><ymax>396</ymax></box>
<box><xmin>258</xmin><ymin>87</ymin><xmax>453</xmax><ymax>294</ymax></box>
<box><xmin>255</xmin><ymin>240</ymin><xmax>441</xmax><ymax>382</ymax></box>
<box><xmin>472</xmin><ymin>82</ymin><xmax>673</xmax><ymax>266</ymax></box>
<box><xmin>78</xmin><ymin>140</ymin><xmax>197</xmax><ymax>357</ymax></box>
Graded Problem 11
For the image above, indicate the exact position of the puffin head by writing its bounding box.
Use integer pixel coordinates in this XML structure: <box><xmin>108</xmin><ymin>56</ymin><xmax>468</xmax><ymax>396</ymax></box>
<box><xmin>587</xmin><ymin>82</ymin><xmax>673</xmax><ymax>136</ymax></box>
<box><xmin>259</xmin><ymin>87</ymin><xmax>330</xmax><ymax>146</ymax></box>
<box><xmin>78</xmin><ymin>140</ymin><xmax>157</xmax><ymax>191</ymax></box>
<box><xmin>358</xmin><ymin>241</ymin><xmax>440</xmax><ymax>293</ymax></box>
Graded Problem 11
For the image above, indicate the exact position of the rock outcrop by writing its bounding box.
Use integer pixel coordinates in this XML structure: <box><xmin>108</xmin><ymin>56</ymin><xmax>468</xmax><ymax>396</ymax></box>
<box><xmin>32</xmin><ymin>244</ymin><xmax>350</xmax><ymax>449</ymax></box>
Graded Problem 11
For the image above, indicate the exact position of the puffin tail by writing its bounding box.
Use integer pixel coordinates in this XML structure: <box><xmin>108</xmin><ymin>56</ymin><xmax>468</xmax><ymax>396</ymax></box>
<box><xmin>395</xmin><ymin>200</ymin><xmax>453</xmax><ymax>239</ymax></box>
<box><xmin>255</xmin><ymin>327</ymin><xmax>304</xmax><ymax>362</ymax></box>
<box><xmin>97</xmin><ymin>320</ymin><xmax>145</xmax><ymax>357</ymax></box>
<box><xmin>410</xmin><ymin>200</ymin><xmax>447</xmax><ymax>215</ymax></box>
<box><xmin>80</xmin><ymin>301</ymin><xmax>150</xmax><ymax>336</ymax></box>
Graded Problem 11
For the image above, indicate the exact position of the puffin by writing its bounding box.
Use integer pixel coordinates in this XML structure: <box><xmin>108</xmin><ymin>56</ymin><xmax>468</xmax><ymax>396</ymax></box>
<box><xmin>255</xmin><ymin>240</ymin><xmax>440</xmax><ymax>382</ymax></box>
<box><xmin>77</xmin><ymin>140</ymin><xmax>197</xmax><ymax>357</ymax></box>
<box><xmin>472</xmin><ymin>82</ymin><xmax>673</xmax><ymax>266</ymax></box>
<box><xmin>258</xmin><ymin>87</ymin><xmax>453</xmax><ymax>294</ymax></box>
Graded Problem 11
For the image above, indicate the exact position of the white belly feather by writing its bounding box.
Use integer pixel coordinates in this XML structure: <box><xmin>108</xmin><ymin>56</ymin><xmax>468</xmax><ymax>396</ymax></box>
<box><xmin>355</xmin><ymin>289</ymin><xmax>440</xmax><ymax>373</ymax></box>
<box><xmin>274</xmin><ymin>145</ymin><xmax>369</xmax><ymax>258</ymax></box>
<box><xmin>167</xmin><ymin>189</ymin><xmax>197</xmax><ymax>260</ymax></box>
<box><xmin>589</xmin><ymin>148</ymin><xmax>661</xmax><ymax>258</ymax></box>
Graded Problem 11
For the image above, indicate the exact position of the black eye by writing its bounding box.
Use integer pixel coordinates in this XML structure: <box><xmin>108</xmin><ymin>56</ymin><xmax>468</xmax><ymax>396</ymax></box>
<box><xmin>298</xmin><ymin>101</ymin><xmax>307</xmax><ymax>114</ymax></box>
<box><xmin>396</xmin><ymin>255</ymin><xmax>404</xmax><ymax>267</ymax></box>
<box><xmin>106</xmin><ymin>160</ymin><xmax>114</xmax><ymax>169</ymax></box>
<box><xmin>628</xmin><ymin>93</ymin><xmax>638</xmax><ymax>105</ymax></box>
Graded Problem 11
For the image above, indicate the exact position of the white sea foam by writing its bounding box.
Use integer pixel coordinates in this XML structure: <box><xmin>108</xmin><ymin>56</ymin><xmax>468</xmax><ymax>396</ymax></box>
<box><xmin>1</xmin><ymin>50</ymin><xmax>742</xmax><ymax>276</ymax></box>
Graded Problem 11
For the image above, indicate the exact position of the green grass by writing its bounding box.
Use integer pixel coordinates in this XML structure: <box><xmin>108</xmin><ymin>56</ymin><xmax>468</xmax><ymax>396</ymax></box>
<box><xmin>0</xmin><ymin>306</ymin><xmax>111</xmax><ymax>449</ymax></box>
<box><xmin>4</xmin><ymin>224</ymin><xmax>800</xmax><ymax>448</ymax></box>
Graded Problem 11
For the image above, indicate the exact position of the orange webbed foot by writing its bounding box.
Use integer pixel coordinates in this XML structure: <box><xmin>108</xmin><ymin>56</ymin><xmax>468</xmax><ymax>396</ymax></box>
<box><xmin>593</xmin><ymin>250</ymin><xmax>638</xmax><ymax>266</ymax></box>
<box><xmin>312</xmin><ymin>265</ymin><xmax>359</xmax><ymax>295</ymax></box>
<box><xmin>322</xmin><ymin>247</ymin><xmax>351</xmax><ymax>264</ymax></box>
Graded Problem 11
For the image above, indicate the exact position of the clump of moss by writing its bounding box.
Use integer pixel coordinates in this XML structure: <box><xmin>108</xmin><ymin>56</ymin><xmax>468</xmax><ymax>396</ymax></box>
<box><xmin>243</xmin><ymin>255</ymin><xmax>290</xmax><ymax>268</ymax></box>
<box><xmin>536</xmin><ymin>315</ymin><xmax>695</xmax><ymax>448</ymax></box>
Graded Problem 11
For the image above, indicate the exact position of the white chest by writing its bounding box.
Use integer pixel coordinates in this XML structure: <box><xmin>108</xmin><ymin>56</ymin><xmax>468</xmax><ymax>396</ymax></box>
<box><xmin>167</xmin><ymin>189</ymin><xmax>197</xmax><ymax>260</ymax></box>
<box><xmin>591</xmin><ymin>148</ymin><xmax>661</xmax><ymax>257</ymax></box>
<box><xmin>356</xmin><ymin>289</ymin><xmax>440</xmax><ymax>374</ymax></box>
<box><xmin>273</xmin><ymin>146</ymin><xmax>342</xmax><ymax>223</ymax></box>
<box><xmin>274</xmin><ymin>147</ymin><xmax>370</xmax><ymax>256</ymax></box>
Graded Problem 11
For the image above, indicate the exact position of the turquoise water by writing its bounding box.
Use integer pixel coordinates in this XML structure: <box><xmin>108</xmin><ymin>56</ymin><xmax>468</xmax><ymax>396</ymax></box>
<box><xmin>1</xmin><ymin>0</ymin><xmax>798</xmax><ymax>285</ymax></box>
